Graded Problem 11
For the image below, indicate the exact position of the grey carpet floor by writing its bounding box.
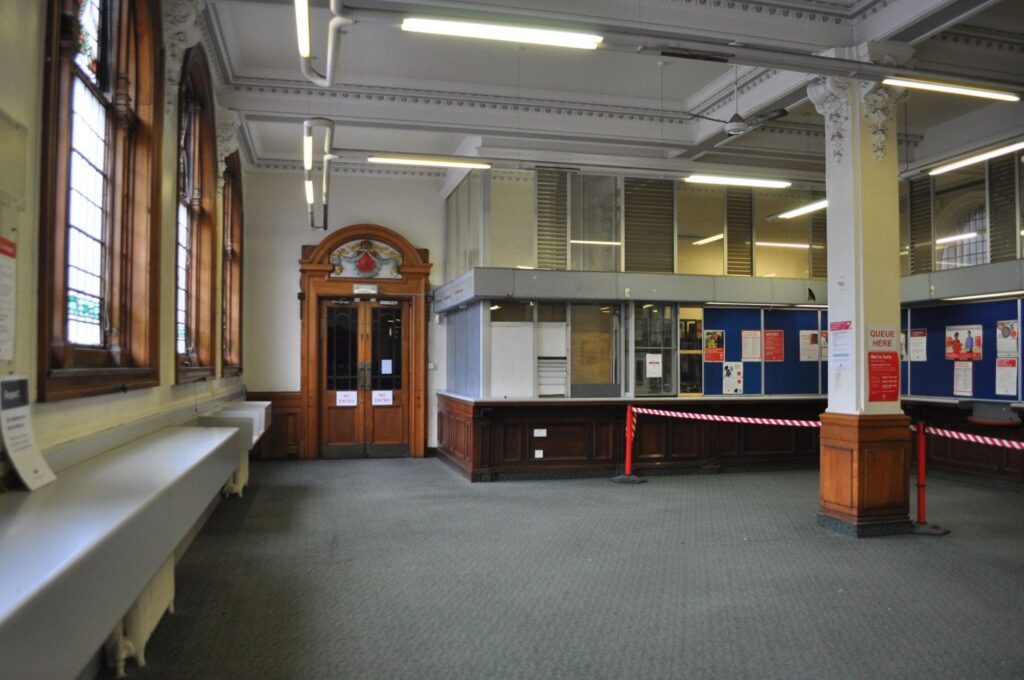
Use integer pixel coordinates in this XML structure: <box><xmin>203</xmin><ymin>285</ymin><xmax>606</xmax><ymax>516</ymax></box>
<box><xmin>115</xmin><ymin>460</ymin><xmax>1024</xmax><ymax>680</ymax></box>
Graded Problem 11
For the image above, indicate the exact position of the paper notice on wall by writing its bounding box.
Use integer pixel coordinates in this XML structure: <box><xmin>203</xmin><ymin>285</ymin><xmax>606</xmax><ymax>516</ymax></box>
<box><xmin>0</xmin><ymin>376</ymin><xmax>55</xmax><ymax>490</ymax></box>
<box><xmin>0</xmin><ymin>238</ymin><xmax>15</xmax><ymax>361</ymax></box>
<box><xmin>741</xmin><ymin>330</ymin><xmax>761</xmax><ymax>361</ymax></box>
<box><xmin>799</xmin><ymin>330</ymin><xmax>819</xmax><ymax>362</ymax></box>
<box><xmin>645</xmin><ymin>353</ymin><xmax>663</xmax><ymax>379</ymax></box>
<box><xmin>900</xmin><ymin>331</ymin><xmax>906</xmax><ymax>360</ymax></box>
<box><xmin>829</xmin><ymin>321</ymin><xmax>852</xmax><ymax>371</ymax></box>
<box><xmin>996</xmin><ymin>320</ymin><xmax>1018</xmax><ymax>357</ymax></box>
<box><xmin>953</xmin><ymin>361</ymin><xmax>973</xmax><ymax>397</ymax></box>
<box><xmin>820</xmin><ymin>330</ymin><xmax>828</xmax><ymax>359</ymax></box>
<box><xmin>381</xmin><ymin>359</ymin><xmax>393</xmax><ymax>375</ymax></box>
<box><xmin>996</xmin><ymin>358</ymin><xmax>1017</xmax><ymax>396</ymax></box>
<box><xmin>372</xmin><ymin>390</ymin><xmax>393</xmax><ymax>406</ymax></box>
<box><xmin>909</xmin><ymin>329</ymin><xmax>927</xmax><ymax>362</ymax></box>
<box><xmin>723</xmin><ymin>362</ymin><xmax>743</xmax><ymax>394</ymax></box>
<box><xmin>763</xmin><ymin>330</ymin><xmax>784</xmax><ymax>362</ymax></box>
<box><xmin>336</xmin><ymin>391</ymin><xmax>357</xmax><ymax>407</ymax></box>
<box><xmin>867</xmin><ymin>351</ymin><xmax>900</xmax><ymax>402</ymax></box>
<box><xmin>704</xmin><ymin>330</ymin><xmax>724</xmax><ymax>362</ymax></box>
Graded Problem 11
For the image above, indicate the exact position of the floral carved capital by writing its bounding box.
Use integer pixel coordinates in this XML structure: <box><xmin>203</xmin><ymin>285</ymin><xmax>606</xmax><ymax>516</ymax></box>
<box><xmin>860</xmin><ymin>82</ymin><xmax>905</xmax><ymax>163</ymax></box>
<box><xmin>807</xmin><ymin>76</ymin><xmax>852</xmax><ymax>165</ymax></box>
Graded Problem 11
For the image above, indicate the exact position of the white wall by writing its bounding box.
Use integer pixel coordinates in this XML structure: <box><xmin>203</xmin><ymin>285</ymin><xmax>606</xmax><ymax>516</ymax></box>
<box><xmin>243</xmin><ymin>170</ymin><xmax>447</xmax><ymax>446</ymax></box>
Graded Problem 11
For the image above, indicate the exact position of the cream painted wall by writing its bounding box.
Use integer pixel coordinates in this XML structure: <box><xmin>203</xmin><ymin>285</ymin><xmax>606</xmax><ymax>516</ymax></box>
<box><xmin>242</xmin><ymin>170</ymin><xmax>447</xmax><ymax>446</ymax></box>
<box><xmin>0</xmin><ymin>0</ymin><xmax>241</xmax><ymax>453</ymax></box>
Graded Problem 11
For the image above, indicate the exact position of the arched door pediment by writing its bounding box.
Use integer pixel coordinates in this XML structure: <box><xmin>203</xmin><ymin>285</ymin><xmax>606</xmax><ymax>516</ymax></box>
<box><xmin>301</xmin><ymin>224</ymin><xmax>427</xmax><ymax>276</ymax></box>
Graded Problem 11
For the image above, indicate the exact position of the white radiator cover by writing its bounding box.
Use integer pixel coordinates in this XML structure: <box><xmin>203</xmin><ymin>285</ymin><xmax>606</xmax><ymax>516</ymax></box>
<box><xmin>106</xmin><ymin>556</ymin><xmax>175</xmax><ymax>677</ymax></box>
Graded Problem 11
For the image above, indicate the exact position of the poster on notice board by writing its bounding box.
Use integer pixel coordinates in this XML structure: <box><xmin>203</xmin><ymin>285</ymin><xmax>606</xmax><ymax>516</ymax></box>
<box><xmin>945</xmin><ymin>324</ymin><xmax>982</xmax><ymax>360</ymax></box>
<box><xmin>908</xmin><ymin>329</ymin><xmax>927</xmax><ymax>362</ymax></box>
<box><xmin>953</xmin><ymin>361</ymin><xmax>973</xmax><ymax>397</ymax></box>
<box><xmin>996</xmin><ymin>320</ymin><xmax>1018</xmax><ymax>357</ymax></box>
<box><xmin>996</xmin><ymin>358</ymin><xmax>1017</xmax><ymax>396</ymax></box>
<box><xmin>704</xmin><ymin>330</ymin><xmax>724</xmax><ymax>362</ymax></box>
<box><xmin>723</xmin><ymin>362</ymin><xmax>743</xmax><ymax>394</ymax></box>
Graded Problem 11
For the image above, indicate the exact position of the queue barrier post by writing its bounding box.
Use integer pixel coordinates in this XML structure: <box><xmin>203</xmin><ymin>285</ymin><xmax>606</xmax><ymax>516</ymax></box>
<box><xmin>911</xmin><ymin>423</ymin><xmax>950</xmax><ymax>536</ymax></box>
<box><xmin>611</xmin><ymin>405</ymin><xmax>647</xmax><ymax>484</ymax></box>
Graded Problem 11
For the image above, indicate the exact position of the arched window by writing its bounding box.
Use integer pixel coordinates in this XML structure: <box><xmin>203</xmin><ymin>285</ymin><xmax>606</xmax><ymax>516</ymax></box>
<box><xmin>38</xmin><ymin>0</ymin><xmax>161</xmax><ymax>400</ymax></box>
<box><xmin>222</xmin><ymin>151</ymin><xmax>243</xmax><ymax>377</ymax></box>
<box><xmin>175</xmin><ymin>46</ymin><xmax>217</xmax><ymax>383</ymax></box>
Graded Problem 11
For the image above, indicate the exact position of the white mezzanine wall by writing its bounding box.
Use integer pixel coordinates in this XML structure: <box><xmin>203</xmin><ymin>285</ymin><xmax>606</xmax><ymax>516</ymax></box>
<box><xmin>243</xmin><ymin>170</ymin><xmax>447</xmax><ymax>446</ymax></box>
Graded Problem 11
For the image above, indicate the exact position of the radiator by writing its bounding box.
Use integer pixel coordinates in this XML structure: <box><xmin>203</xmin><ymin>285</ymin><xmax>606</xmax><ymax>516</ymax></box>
<box><xmin>106</xmin><ymin>555</ymin><xmax>175</xmax><ymax>677</ymax></box>
<box><xmin>222</xmin><ymin>449</ymin><xmax>249</xmax><ymax>497</ymax></box>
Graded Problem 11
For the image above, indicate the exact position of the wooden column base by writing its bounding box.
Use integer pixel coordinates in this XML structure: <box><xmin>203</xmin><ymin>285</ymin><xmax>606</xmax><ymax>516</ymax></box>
<box><xmin>818</xmin><ymin>412</ymin><xmax>912</xmax><ymax>537</ymax></box>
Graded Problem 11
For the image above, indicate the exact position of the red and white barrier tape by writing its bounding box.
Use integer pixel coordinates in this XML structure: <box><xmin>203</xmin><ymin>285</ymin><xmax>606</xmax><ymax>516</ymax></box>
<box><xmin>630</xmin><ymin>406</ymin><xmax>821</xmax><ymax>429</ymax></box>
<box><xmin>920</xmin><ymin>425</ymin><xmax>1024</xmax><ymax>451</ymax></box>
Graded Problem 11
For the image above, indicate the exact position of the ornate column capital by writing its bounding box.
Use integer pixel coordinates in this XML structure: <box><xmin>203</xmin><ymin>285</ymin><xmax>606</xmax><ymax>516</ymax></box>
<box><xmin>859</xmin><ymin>82</ymin><xmax>906</xmax><ymax>163</ymax></box>
<box><xmin>808</xmin><ymin>76</ymin><xmax>853</xmax><ymax>164</ymax></box>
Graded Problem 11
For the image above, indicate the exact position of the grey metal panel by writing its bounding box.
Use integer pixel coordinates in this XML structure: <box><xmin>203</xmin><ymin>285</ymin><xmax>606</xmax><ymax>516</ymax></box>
<box><xmin>771</xmin><ymin>278</ymin><xmax>819</xmax><ymax>305</ymax></box>
<box><xmin>928</xmin><ymin>259</ymin><xmax>1022</xmax><ymax>299</ymax></box>
<box><xmin>465</xmin><ymin>303</ymin><xmax>483</xmax><ymax>398</ymax></box>
<box><xmin>470</xmin><ymin>267</ymin><xmax>516</xmax><ymax>299</ymax></box>
<box><xmin>617</xmin><ymin>272</ymin><xmax>715</xmax><ymax>302</ymax></box>
<box><xmin>513</xmin><ymin>269</ymin><xmax>619</xmax><ymax>300</ymax></box>
<box><xmin>901</xmin><ymin>273</ymin><xmax>932</xmax><ymax>303</ymax></box>
<box><xmin>432</xmin><ymin>269</ymin><xmax>476</xmax><ymax>314</ymax></box>
<box><xmin>712</xmin><ymin>276</ymin><xmax>769</xmax><ymax>303</ymax></box>
<box><xmin>444</xmin><ymin>304</ymin><xmax>482</xmax><ymax>398</ymax></box>
<box><xmin>807</xmin><ymin>279</ymin><xmax>828</xmax><ymax>305</ymax></box>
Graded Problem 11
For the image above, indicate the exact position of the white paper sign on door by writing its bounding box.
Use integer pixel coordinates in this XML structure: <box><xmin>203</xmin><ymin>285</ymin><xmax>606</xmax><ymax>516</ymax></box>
<box><xmin>1</xmin><ymin>376</ymin><xmax>55</xmax><ymax>490</ymax></box>
<box><xmin>645</xmin><ymin>353</ymin><xmax>663</xmax><ymax>379</ymax></box>
<box><xmin>372</xmin><ymin>390</ymin><xmax>393</xmax><ymax>406</ymax></box>
<box><xmin>336</xmin><ymin>391</ymin><xmax>357</xmax><ymax>407</ymax></box>
<box><xmin>381</xmin><ymin>359</ymin><xmax>393</xmax><ymax>375</ymax></box>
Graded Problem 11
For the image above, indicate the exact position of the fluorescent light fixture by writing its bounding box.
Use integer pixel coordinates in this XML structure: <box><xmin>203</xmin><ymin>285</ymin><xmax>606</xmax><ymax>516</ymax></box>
<box><xmin>570</xmin><ymin>240</ymin><xmax>621</xmax><ymax>246</ymax></box>
<box><xmin>304</xmin><ymin>179</ymin><xmax>315</xmax><ymax>205</ymax></box>
<box><xmin>755</xmin><ymin>241</ymin><xmax>810</xmax><ymax>249</ymax></box>
<box><xmin>684</xmin><ymin>174</ymin><xmax>791</xmax><ymax>189</ymax></box>
<box><xmin>928</xmin><ymin>140</ymin><xmax>1024</xmax><ymax>176</ymax></box>
<box><xmin>882</xmin><ymin>77</ymin><xmax>1020</xmax><ymax>103</ymax></box>
<box><xmin>777</xmin><ymin>199</ymin><xmax>828</xmax><ymax>219</ymax></box>
<box><xmin>942</xmin><ymin>290</ymin><xmax>1024</xmax><ymax>302</ymax></box>
<box><xmin>935</xmin><ymin>232</ymin><xmax>977</xmax><ymax>245</ymax></box>
<box><xmin>303</xmin><ymin>133</ymin><xmax>313</xmax><ymax>171</ymax></box>
<box><xmin>794</xmin><ymin>304</ymin><xmax>827</xmax><ymax>309</ymax></box>
<box><xmin>401</xmin><ymin>17</ymin><xmax>602</xmax><ymax>50</ymax></box>
<box><xmin>367</xmin><ymin>155</ymin><xmax>491</xmax><ymax>169</ymax></box>
<box><xmin>294</xmin><ymin>0</ymin><xmax>311</xmax><ymax>58</ymax></box>
<box><xmin>489</xmin><ymin>304</ymin><xmax>501</xmax><ymax>311</ymax></box>
<box><xmin>515</xmin><ymin>265</ymin><xmax>534</xmax><ymax>270</ymax></box>
<box><xmin>692</xmin><ymin>233</ymin><xmax>724</xmax><ymax>246</ymax></box>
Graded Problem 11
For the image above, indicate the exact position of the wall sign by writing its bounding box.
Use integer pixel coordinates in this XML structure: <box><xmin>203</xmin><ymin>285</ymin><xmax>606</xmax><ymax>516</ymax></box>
<box><xmin>645</xmin><ymin>353</ymin><xmax>663</xmax><ymax>379</ymax></box>
<box><xmin>799</xmin><ymin>330</ymin><xmax>819</xmax><ymax>362</ymax></box>
<box><xmin>703</xmin><ymin>330</ymin><xmax>724</xmax><ymax>362</ymax></box>
<box><xmin>996</xmin><ymin>358</ymin><xmax>1017</xmax><ymax>396</ymax></box>
<box><xmin>372</xmin><ymin>390</ymin><xmax>394</xmax><ymax>406</ymax></box>
<box><xmin>867</xmin><ymin>351</ymin><xmax>900</xmax><ymax>402</ymax></box>
<box><xmin>945</xmin><ymin>324</ymin><xmax>982</xmax><ymax>361</ymax></box>
<box><xmin>0</xmin><ymin>376</ymin><xmax>55</xmax><ymax>490</ymax></box>
<box><xmin>723</xmin><ymin>362</ymin><xmax>743</xmax><ymax>394</ymax></box>
<box><xmin>953</xmin><ymin>361</ymin><xmax>973</xmax><ymax>397</ymax></box>
<box><xmin>996</xmin><ymin>320</ymin><xmax>1018</xmax><ymax>357</ymax></box>
<box><xmin>336</xmin><ymin>391</ymin><xmax>357</xmax><ymax>407</ymax></box>
<box><xmin>829</xmin><ymin>321</ymin><xmax>852</xmax><ymax>371</ymax></box>
<box><xmin>763</xmin><ymin>330</ymin><xmax>784</xmax><ymax>362</ymax></box>
<box><xmin>908</xmin><ymin>329</ymin><xmax>927</xmax><ymax>362</ymax></box>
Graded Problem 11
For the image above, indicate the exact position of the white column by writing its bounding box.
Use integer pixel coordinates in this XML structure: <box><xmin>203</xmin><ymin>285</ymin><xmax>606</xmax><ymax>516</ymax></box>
<box><xmin>809</xmin><ymin>74</ymin><xmax>905</xmax><ymax>416</ymax></box>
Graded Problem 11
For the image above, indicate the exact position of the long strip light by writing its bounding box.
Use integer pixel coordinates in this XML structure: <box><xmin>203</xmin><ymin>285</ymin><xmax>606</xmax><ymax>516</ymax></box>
<box><xmin>943</xmin><ymin>290</ymin><xmax>1024</xmax><ymax>302</ymax></box>
<box><xmin>401</xmin><ymin>17</ymin><xmax>602</xmax><ymax>50</ymax></box>
<box><xmin>882</xmin><ymin>77</ymin><xmax>1020</xmax><ymax>103</ymax></box>
<box><xmin>928</xmin><ymin>140</ymin><xmax>1024</xmax><ymax>176</ymax></box>
<box><xmin>934</xmin><ymin>232</ymin><xmax>977</xmax><ymax>245</ymax></box>
<box><xmin>776</xmin><ymin>199</ymin><xmax>828</xmax><ymax>220</ymax></box>
<box><xmin>294</xmin><ymin>0</ymin><xmax>352</xmax><ymax>87</ymax></box>
<box><xmin>756</xmin><ymin>241</ymin><xmax>810</xmax><ymax>249</ymax></box>
<box><xmin>685</xmin><ymin>174</ymin><xmax>791</xmax><ymax>189</ymax></box>
<box><xmin>367</xmin><ymin>154</ymin><xmax>491</xmax><ymax>169</ymax></box>
<box><xmin>569</xmin><ymin>239</ymin><xmax>621</xmax><ymax>246</ymax></box>
<box><xmin>303</xmin><ymin>117</ymin><xmax>336</xmax><ymax>231</ymax></box>
<box><xmin>692</xmin><ymin>233</ymin><xmax>723</xmax><ymax>246</ymax></box>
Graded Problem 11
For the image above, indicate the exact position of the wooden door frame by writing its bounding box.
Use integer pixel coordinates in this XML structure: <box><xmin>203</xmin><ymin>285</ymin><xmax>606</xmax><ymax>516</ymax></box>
<box><xmin>299</xmin><ymin>224</ymin><xmax>431</xmax><ymax>459</ymax></box>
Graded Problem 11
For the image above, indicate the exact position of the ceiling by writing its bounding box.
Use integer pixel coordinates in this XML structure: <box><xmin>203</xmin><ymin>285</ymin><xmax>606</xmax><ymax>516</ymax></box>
<box><xmin>201</xmin><ymin>0</ymin><xmax>1024</xmax><ymax>184</ymax></box>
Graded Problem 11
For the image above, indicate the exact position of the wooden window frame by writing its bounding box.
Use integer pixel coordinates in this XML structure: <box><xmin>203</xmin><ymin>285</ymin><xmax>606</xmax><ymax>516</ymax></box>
<box><xmin>221</xmin><ymin>151</ymin><xmax>243</xmax><ymax>377</ymax></box>
<box><xmin>175</xmin><ymin>47</ymin><xmax>217</xmax><ymax>384</ymax></box>
<box><xmin>38</xmin><ymin>0</ymin><xmax>162</xmax><ymax>401</ymax></box>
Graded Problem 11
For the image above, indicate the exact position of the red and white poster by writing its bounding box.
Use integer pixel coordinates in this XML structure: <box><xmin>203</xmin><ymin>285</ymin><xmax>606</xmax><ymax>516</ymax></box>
<box><xmin>829</xmin><ymin>321</ymin><xmax>852</xmax><ymax>370</ymax></box>
<box><xmin>945</xmin><ymin>324</ymin><xmax>982</xmax><ymax>361</ymax></box>
<box><xmin>703</xmin><ymin>329</ymin><xmax>724</xmax><ymax>362</ymax></box>
<box><xmin>763</xmin><ymin>330</ymin><xmax>784</xmax><ymax>362</ymax></box>
<box><xmin>868</xmin><ymin>351</ymin><xmax>900</xmax><ymax>401</ymax></box>
<box><xmin>996</xmin><ymin>358</ymin><xmax>1017</xmax><ymax>396</ymax></box>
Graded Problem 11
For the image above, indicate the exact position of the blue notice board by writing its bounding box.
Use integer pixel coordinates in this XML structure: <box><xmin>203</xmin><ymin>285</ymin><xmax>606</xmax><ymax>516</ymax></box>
<box><xmin>764</xmin><ymin>309</ymin><xmax>821</xmax><ymax>395</ymax></box>
<box><xmin>703</xmin><ymin>307</ymin><xmax>762</xmax><ymax>395</ymax></box>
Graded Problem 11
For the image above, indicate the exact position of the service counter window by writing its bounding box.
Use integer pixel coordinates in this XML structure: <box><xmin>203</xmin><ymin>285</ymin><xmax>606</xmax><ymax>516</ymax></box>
<box><xmin>933</xmin><ymin>166</ymin><xmax>987</xmax><ymax>270</ymax></box>
<box><xmin>489</xmin><ymin>170</ymin><xmax>536</xmax><ymax>269</ymax></box>
<box><xmin>570</xmin><ymin>303</ymin><xmax>621</xmax><ymax>397</ymax></box>
<box><xmin>537</xmin><ymin>303</ymin><xmax>568</xmax><ymax>397</ymax></box>
<box><xmin>754</xmin><ymin>191</ymin><xmax>815</xmax><ymax>279</ymax></box>
<box><xmin>571</xmin><ymin>175</ymin><xmax>620</xmax><ymax>272</ymax></box>
<box><xmin>676</xmin><ymin>184</ymin><xmax>725</xmax><ymax>276</ymax></box>
<box><xmin>634</xmin><ymin>304</ymin><xmax>676</xmax><ymax>396</ymax></box>
<box><xmin>489</xmin><ymin>301</ymin><xmax>535</xmax><ymax>398</ymax></box>
<box><xmin>679</xmin><ymin>307</ymin><xmax>703</xmax><ymax>395</ymax></box>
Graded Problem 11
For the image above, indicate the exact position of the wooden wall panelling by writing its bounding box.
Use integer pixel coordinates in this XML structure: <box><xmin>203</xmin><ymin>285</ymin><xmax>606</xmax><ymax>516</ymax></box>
<box><xmin>248</xmin><ymin>391</ymin><xmax>305</xmax><ymax>459</ymax></box>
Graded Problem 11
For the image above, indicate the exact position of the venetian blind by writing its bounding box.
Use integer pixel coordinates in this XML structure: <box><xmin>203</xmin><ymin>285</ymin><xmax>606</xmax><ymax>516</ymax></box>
<box><xmin>536</xmin><ymin>169</ymin><xmax>568</xmax><ymax>269</ymax></box>
<box><xmin>624</xmin><ymin>178</ymin><xmax>674</xmax><ymax>273</ymax></box>
<box><xmin>810</xmin><ymin>211</ymin><xmax>827</xmax><ymax>279</ymax></box>
<box><xmin>988</xmin><ymin>155</ymin><xmax>1017</xmax><ymax>263</ymax></box>
<box><xmin>908</xmin><ymin>177</ymin><xmax>933</xmax><ymax>274</ymax></box>
<box><xmin>725</xmin><ymin>188</ymin><xmax>753</xmax><ymax>276</ymax></box>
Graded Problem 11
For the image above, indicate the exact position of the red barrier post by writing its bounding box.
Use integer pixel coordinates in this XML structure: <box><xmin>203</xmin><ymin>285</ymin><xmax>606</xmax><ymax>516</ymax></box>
<box><xmin>916</xmin><ymin>422</ymin><xmax>927</xmax><ymax>525</ymax></box>
<box><xmin>624</xmin><ymin>405</ymin><xmax>634</xmax><ymax>476</ymax></box>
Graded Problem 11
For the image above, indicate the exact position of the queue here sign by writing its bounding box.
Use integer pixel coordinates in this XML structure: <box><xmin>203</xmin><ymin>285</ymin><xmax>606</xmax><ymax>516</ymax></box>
<box><xmin>867</xmin><ymin>327</ymin><xmax>900</xmax><ymax>402</ymax></box>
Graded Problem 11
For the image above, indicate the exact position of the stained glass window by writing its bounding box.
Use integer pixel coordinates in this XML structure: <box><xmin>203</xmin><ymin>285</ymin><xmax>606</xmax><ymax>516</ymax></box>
<box><xmin>75</xmin><ymin>0</ymin><xmax>102</xmax><ymax>84</ymax></box>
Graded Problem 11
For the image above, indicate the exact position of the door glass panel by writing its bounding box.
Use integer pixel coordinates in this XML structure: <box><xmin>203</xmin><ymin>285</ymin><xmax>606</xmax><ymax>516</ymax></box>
<box><xmin>372</xmin><ymin>306</ymin><xmax>403</xmax><ymax>390</ymax></box>
<box><xmin>326</xmin><ymin>306</ymin><xmax>358</xmax><ymax>390</ymax></box>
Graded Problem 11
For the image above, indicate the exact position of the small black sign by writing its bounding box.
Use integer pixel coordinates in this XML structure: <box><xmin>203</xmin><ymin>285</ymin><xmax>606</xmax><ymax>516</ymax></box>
<box><xmin>1</xmin><ymin>378</ymin><xmax>28</xmax><ymax>410</ymax></box>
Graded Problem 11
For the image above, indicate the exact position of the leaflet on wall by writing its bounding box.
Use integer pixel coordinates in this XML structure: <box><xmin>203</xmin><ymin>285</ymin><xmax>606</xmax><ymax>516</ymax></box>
<box><xmin>741</xmin><ymin>330</ymin><xmax>761</xmax><ymax>361</ymax></box>
<box><xmin>372</xmin><ymin>390</ymin><xmax>393</xmax><ymax>406</ymax></box>
<box><xmin>819</xmin><ymin>330</ymin><xmax>829</xmax><ymax>359</ymax></box>
<box><xmin>829</xmin><ymin>321</ymin><xmax>852</xmax><ymax>371</ymax></box>
<box><xmin>723</xmin><ymin>362</ymin><xmax>743</xmax><ymax>394</ymax></box>
<box><xmin>909</xmin><ymin>329</ymin><xmax>927</xmax><ymax>362</ymax></box>
<box><xmin>799</xmin><ymin>330</ymin><xmax>819</xmax><ymax>362</ymax></box>
<box><xmin>996</xmin><ymin>320</ymin><xmax>1018</xmax><ymax>357</ymax></box>
<box><xmin>0</xmin><ymin>238</ymin><xmax>15</xmax><ymax>361</ymax></box>
<box><xmin>0</xmin><ymin>376</ymin><xmax>55</xmax><ymax>491</ymax></box>
<box><xmin>336</xmin><ymin>391</ymin><xmax>357</xmax><ymax>407</ymax></box>
<box><xmin>867</xmin><ymin>351</ymin><xmax>900</xmax><ymax>402</ymax></box>
<box><xmin>703</xmin><ymin>330</ymin><xmax>724</xmax><ymax>362</ymax></box>
<box><xmin>953</xmin><ymin>361</ymin><xmax>973</xmax><ymax>397</ymax></box>
<box><xmin>945</xmin><ymin>324</ymin><xmax>982</xmax><ymax>360</ymax></box>
<box><xmin>763</xmin><ymin>330</ymin><xmax>784</xmax><ymax>362</ymax></box>
<box><xmin>996</xmin><ymin>358</ymin><xmax>1017</xmax><ymax>396</ymax></box>
<box><xmin>645</xmin><ymin>353</ymin><xmax>663</xmax><ymax>379</ymax></box>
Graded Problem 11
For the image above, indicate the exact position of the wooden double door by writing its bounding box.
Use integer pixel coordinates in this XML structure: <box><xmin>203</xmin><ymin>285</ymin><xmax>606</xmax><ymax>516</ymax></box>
<box><xmin>320</xmin><ymin>298</ymin><xmax>409</xmax><ymax>458</ymax></box>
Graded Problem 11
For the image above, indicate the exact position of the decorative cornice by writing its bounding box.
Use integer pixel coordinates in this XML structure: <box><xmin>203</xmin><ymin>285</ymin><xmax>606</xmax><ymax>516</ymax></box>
<box><xmin>662</xmin><ymin>0</ymin><xmax>849</xmax><ymax>25</ymax></box>
<box><xmin>695</xmin><ymin>68</ymin><xmax>784</xmax><ymax>118</ymax></box>
<box><xmin>253</xmin><ymin>160</ymin><xmax>445</xmax><ymax>179</ymax></box>
<box><xmin>491</xmin><ymin>169</ymin><xmax>535</xmax><ymax>183</ymax></box>
<box><xmin>936</xmin><ymin>26</ymin><xmax>1024</xmax><ymax>54</ymax></box>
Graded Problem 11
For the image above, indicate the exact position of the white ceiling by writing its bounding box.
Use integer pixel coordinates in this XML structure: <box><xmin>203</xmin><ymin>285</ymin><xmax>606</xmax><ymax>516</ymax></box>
<box><xmin>203</xmin><ymin>0</ymin><xmax>1024</xmax><ymax>182</ymax></box>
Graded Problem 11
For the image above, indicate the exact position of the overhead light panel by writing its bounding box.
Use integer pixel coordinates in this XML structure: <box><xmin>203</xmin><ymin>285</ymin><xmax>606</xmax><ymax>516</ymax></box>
<box><xmin>401</xmin><ymin>17</ymin><xmax>602</xmax><ymax>50</ymax></box>
<box><xmin>367</xmin><ymin>154</ymin><xmax>491</xmax><ymax>169</ymax></box>
<box><xmin>935</xmin><ymin>232</ymin><xmax>978</xmax><ymax>245</ymax></box>
<box><xmin>691</xmin><ymin>233</ymin><xmax>723</xmax><ymax>246</ymax></box>
<box><xmin>294</xmin><ymin>0</ymin><xmax>352</xmax><ymax>87</ymax></box>
<box><xmin>882</xmin><ymin>77</ymin><xmax>1020</xmax><ymax>103</ymax></box>
<box><xmin>943</xmin><ymin>290</ymin><xmax>1024</xmax><ymax>302</ymax></box>
<box><xmin>928</xmin><ymin>140</ymin><xmax>1024</xmax><ymax>176</ymax></box>
<box><xmin>684</xmin><ymin>174</ymin><xmax>791</xmax><ymax>189</ymax></box>
<box><xmin>775</xmin><ymin>199</ymin><xmax>828</xmax><ymax>220</ymax></box>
